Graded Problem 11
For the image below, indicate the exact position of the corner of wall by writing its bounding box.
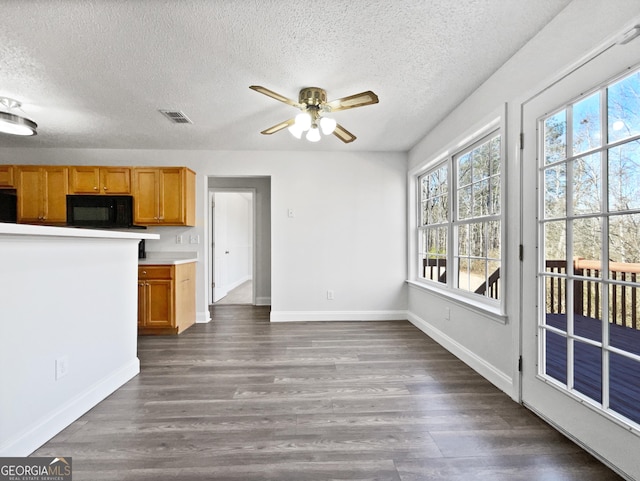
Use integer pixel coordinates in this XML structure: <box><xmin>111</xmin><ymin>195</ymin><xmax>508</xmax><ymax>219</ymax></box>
<box><xmin>406</xmin><ymin>310</ymin><xmax>516</xmax><ymax>400</ymax></box>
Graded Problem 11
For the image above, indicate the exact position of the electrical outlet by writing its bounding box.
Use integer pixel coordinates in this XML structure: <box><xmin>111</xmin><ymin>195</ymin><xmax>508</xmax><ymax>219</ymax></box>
<box><xmin>55</xmin><ymin>356</ymin><xmax>69</xmax><ymax>380</ymax></box>
<box><xmin>176</xmin><ymin>235</ymin><xmax>183</xmax><ymax>244</ymax></box>
<box><xmin>327</xmin><ymin>290</ymin><xmax>334</xmax><ymax>300</ymax></box>
<box><xmin>445</xmin><ymin>307</ymin><xmax>451</xmax><ymax>321</ymax></box>
<box><xmin>288</xmin><ymin>209</ymin><xmax>295</xmax><ymax>218</ymax></box>
<box><xmin>189</xmin><ymin>235</ymin><xmax>200</xmax><ymax>244</ymax></box>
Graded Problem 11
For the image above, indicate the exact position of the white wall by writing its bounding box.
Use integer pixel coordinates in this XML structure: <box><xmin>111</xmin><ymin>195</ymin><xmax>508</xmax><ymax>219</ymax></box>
<box><xmin>0</xmin><ymin>229</ymin><xmax>143</xmax><ymax>455</ymax></box>
<box><xmin>0</xmin><ymin>150</ymin><xmax>408</xmax><ymax>322</ymax></box>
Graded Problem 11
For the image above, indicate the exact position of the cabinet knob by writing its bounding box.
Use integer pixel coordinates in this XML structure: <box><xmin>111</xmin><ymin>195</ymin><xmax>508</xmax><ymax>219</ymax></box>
<box><xmin>142</xmin><ymin>270</ymin><xmax>147</xmax><ymax>275</ymax></box>
<box><xmin>93</xmin><ymin>186</ymin><xmax>98</xmax><ymax>190</ymax></box>
<box><xmin>103</xmin><ymin>186</ymin><xmax>107</xmax><ymax>190</ymax></box>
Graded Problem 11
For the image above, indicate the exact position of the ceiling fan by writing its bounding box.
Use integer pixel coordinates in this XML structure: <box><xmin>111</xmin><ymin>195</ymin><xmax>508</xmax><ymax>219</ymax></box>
<box><xmin>249</xmin><ymin>85</ymin><xmax>379</xmax><ymax>143</ymax></box>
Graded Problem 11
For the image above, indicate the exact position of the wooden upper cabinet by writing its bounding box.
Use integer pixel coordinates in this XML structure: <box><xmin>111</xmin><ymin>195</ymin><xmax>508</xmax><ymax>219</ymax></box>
<box><xmin>69</xmin><ymin>166</ymin><xmax>131</xmax><ymax>194</ymax></box>
<box><xmin>133</xmin><ymin>169</ymin><xmax>160</xmax><ymax>224</ymax></box>
<box><xmin>132</xmin><ymin>167</ymin><xmax>195</xmax><ymax>226</ymax></box>
<box><xmin>0</xmin><ymin>165</ymin><xmax>15</xmax><ymax>188</ymax></box>
<box><xmin>17</xmin><ymin>166</ymin><xmax>69</xmax><ymax>224</ymax></box>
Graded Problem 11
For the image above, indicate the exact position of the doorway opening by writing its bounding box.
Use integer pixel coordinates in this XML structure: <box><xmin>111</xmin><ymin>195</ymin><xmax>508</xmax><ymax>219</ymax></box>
<box><xmin>207</xmin><ymin>175</ymin><xmax>271</xmax><ymax>309</ymax></box>
<box><xmin>211</xmin><ymin>190</ymin><xmax>255</xmax><ymax>305</ymax></box>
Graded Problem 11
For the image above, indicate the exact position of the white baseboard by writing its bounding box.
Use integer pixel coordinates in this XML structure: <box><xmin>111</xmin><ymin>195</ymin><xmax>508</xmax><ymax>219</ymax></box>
<box><xmin>255</xmin><ymin>296</ymin><xmax>271</xmax><ymax>306</ymax></box>
<box><xmin>270</xmin><ymin>310</ymin><xmax>408</xmax><ymax>322</ymax></box>
<box><xmin>0</xmin><ymin>358</ymin><xmax>140</xmax><ymax>457</ymax></box>
<box><xmin>406</xmin><ymin>311</ymin><xmax>514</xmax><ymax>396</ymax></box>
<box><xmin>196</xmin><ymin>310</ymin><xmax>211</xmax><ymax>323</ymax></box>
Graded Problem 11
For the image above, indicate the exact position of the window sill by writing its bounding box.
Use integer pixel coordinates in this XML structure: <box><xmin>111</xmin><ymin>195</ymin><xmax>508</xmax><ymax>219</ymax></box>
<box><xmin>406</xmin><ymin>279</ymin><xmax>508</xmax><ymax>325</ymax></box>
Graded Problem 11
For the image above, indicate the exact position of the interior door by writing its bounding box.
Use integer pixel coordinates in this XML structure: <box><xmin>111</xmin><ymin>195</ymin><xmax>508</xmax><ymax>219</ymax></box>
<box><xmin>521</xmin><ymin>36</ymin><xmax>640</xmax><ymax>478</ymax></box>
<box><xmin>212</xmin><ymin>192</ymin><xmax>229</xmax><ymax>302</ymax></box>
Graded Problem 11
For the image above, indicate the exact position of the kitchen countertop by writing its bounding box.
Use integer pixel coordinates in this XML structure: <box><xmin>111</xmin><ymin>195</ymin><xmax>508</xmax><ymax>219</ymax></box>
<box><xmin>0</xmin><ymin>222</ymin><xmax>159</xmax><ymax>240</ymax></box>
<box><xmin>139</xmin><ymin>251</ymin><xmax>198</xmax><ymax>265</ymax></box>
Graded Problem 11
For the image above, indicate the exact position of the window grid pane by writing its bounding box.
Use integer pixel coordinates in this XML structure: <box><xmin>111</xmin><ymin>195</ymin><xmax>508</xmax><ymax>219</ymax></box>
<box><xmin>417</xmin><ymin>129</ymin><xmax>502</xmax><ymax>302</ymax></box>
<box><xmin>454</xmin><ymin>133</ymin><xmax>502</xmax><ymax>300</ymax></box>
<box><xmin>539</xmin><ymin>65</ymin><xmax>640</xmax><ymax>428</ymax></box>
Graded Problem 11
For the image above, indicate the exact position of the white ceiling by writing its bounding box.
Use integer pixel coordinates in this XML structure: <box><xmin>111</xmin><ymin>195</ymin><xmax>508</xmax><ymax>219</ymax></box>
<box><xmin>0</xmin><ymin>0</ymin><xmax>572</xmax><ymax>152</ymax></box>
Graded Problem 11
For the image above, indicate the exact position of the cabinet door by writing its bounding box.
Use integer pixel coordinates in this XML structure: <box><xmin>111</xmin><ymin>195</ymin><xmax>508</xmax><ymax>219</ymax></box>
<box><xmin>69</xmin><ymin>166</ymin><xmax>100</xmax><ymax>194</ymax></box>
<box><xmin>43</xmin><ymin>167</ymin><xmax>69</xmax><ymax>223</ymax></box>
<box><xmin>0</xmin><ymin>165</ymin><xmax>15</xmax><ymax>188</ymax></box>
<box><xmin>175</xmin><ymin>263</ymin><xmax>196</xmax><ymax>332</ymax></box>
<box><xmin>146</xmin><ymin>279</ymin><xmax>174</xmax><ymax>328</ymax></box>
<box><xmin>138</xmin><ymin>281</ymin><xmax>147</xmax><ymax>327</ymax></box>
<box><xmin>159</xmin><ymin>168</ymin><xmax>184</xmax><ymax>224</ymax></box>
<box><xmin>17</xmin><ymin>167</ymin><xmax>44</xmax><ymax>222</ymax></box>
<box><xmin>101</xmin><ymin>167</ymin><xmax>131</xmax><ymax>194</ymax></box>
<box><xmin>133</xmin><ymin>168</ymin><xmax>160</xmax><ymax>224</ymax></box>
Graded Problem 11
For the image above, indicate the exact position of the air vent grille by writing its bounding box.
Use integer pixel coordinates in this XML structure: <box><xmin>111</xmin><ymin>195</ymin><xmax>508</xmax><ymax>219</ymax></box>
<box><xmin>159</xmin><ymin>110</ymin><xmax>193</xmax><ymax>124</ymax></box>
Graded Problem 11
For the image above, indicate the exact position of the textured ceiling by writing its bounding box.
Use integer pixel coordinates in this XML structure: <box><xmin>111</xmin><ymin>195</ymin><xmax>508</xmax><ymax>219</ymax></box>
<box><xmin>0</xmin><ymin>0</ymin><xmax>572</xmax><ymax>152</ymax></box>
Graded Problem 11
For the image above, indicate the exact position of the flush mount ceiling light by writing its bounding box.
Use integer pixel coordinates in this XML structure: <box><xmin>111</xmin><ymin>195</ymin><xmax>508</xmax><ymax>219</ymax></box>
<box><xmin>0</xmin><ymin>97</ymin><xmax>37</xmax><ymax>136</ymax></box>
<box><xmin>250</xmin><ymin>85</ymin><xmax>379</xmax><ymax>143</ymax></box>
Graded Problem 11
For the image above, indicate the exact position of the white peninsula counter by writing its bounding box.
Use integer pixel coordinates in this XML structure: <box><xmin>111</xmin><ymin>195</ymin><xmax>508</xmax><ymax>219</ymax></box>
<box><xmin>0</xmin><ymin>223</ymin><xmax>159</xmax><ymax>456</ymax></box>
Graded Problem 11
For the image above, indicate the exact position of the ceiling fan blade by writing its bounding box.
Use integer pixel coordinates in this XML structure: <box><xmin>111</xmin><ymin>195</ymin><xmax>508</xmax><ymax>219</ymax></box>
<box><xmin>260</xmin><ymin>118</ymin><xmax>295</xmax><ymax>135</ymax></box>
<box><xmin>325</xmin><ymin>90</ymin><xmax>379</xmax><ymax>112</ymax></box>
<box><xmin>250</xmin><ymin>85</ymin><xmax>300</xmax><ymax>108</ymax></box>
<box><xmin>333</xmin><ymin>123</ymin><xmax>356</xmax><ymax>143</ymax></box>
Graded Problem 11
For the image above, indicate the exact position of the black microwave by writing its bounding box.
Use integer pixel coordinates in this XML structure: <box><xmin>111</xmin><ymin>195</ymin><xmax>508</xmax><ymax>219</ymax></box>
<box><xmin>67</xmin><ymin>195</ymin><xmax>134</xmax><ymax>228</ymax></box>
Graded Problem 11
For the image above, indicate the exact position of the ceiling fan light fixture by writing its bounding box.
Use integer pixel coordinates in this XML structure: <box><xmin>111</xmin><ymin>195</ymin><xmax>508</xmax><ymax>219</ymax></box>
<box><xmin>306</xmin><ymin>126</ymin><xmax>321</xmax><ymax>142</ymax></box>
<box><xmin>288</xmin><ymin>123</ymin><xmax>304</xmax><ymax>139</ymax></box>
<box><xmin>250</xmin><ymin>85</ymin><xmax>378</xmax><ymax>144</ymax></box>
<box><xmin>320</xmin><ymin>116</ymin><xmax>337</xmax><ymax>135</ymax></box>
<box><xmin>294</xmin><ymin>111</ymin><xmax>312</xmax><ymax>131</ymax></box>
<box><xmin>0</xmin><ymin>98</ymin><xmax>37</xmax><ymax>136</ymax></box>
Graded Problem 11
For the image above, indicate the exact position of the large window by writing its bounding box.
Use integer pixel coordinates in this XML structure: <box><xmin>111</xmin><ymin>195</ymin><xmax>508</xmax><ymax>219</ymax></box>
<box><xmin>539</xmin><ymin>68</ymin><xmax>640</xmax><ymax>426</ymax></box>
<box><xmin>418</xmin><ymin>129</ymin><xmax>502</xmax><ymax>303</ymax></box>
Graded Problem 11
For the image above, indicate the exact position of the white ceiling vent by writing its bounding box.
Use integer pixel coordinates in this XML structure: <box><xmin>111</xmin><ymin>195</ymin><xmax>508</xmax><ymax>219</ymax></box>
<box><xmin>159</xmin><ymin>110</ymin><xmax>193</xmax><ymax>124</ymax></box>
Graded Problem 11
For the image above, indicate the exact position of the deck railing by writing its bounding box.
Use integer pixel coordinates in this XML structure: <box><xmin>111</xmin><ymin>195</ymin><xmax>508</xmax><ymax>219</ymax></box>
<box><xmin>474</xmin><ymin>267</ymin><xmax>500</xmax><ymax>299</ymax></box>
<box><xmin>422</xmin><ymin>257</ymin><xmax>639</xmax><ymax>326</ymax></box>
<box><xmin>545</xmin><ymin>258</ymin><xmax>640</xmax><ymax>329</ymax></box>
<box><xmin>422</xmin><ymin>258</ymin><xmax>500</xmax><ymax>299</ymax></box>
<box><xmin>423</xmin><ymin>258</ymin><xmax>447</xmax><ymax>283</ymax></box>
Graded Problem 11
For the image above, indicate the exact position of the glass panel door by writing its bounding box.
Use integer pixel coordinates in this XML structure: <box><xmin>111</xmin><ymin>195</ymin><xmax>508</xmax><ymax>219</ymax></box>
<box><xmin>521</xmin><ymin>39</ymin><xmax>640</xmax><ymax>478</ymax></box>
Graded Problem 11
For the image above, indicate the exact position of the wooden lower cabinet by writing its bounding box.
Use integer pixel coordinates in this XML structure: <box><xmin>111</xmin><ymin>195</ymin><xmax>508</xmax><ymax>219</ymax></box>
<box><xmin>138</xmin><ymin>263</ymin><xmax>196</xmax><ymax>335</ymax></box>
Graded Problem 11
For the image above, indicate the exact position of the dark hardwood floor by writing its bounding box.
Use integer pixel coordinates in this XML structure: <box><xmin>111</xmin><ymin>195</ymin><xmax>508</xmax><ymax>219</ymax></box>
<box><xmin>33</xmin><ymin>305</ymin><xmax>623</xmax><ymax>480</ymax></box>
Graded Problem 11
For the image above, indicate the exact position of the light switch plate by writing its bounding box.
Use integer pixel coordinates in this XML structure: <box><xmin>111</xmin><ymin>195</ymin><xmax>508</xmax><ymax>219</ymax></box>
<box><xmin>55</xmin><ymin>356</ymin><xmax>69</xmax><ymax>380</ymax></box>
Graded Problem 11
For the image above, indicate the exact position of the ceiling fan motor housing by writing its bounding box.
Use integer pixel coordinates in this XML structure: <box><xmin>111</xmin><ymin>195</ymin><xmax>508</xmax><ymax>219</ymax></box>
<box><xmin>299</xmin><ymin>87</ymin><xmax>326</xmax><ymax>107</ymax></box>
